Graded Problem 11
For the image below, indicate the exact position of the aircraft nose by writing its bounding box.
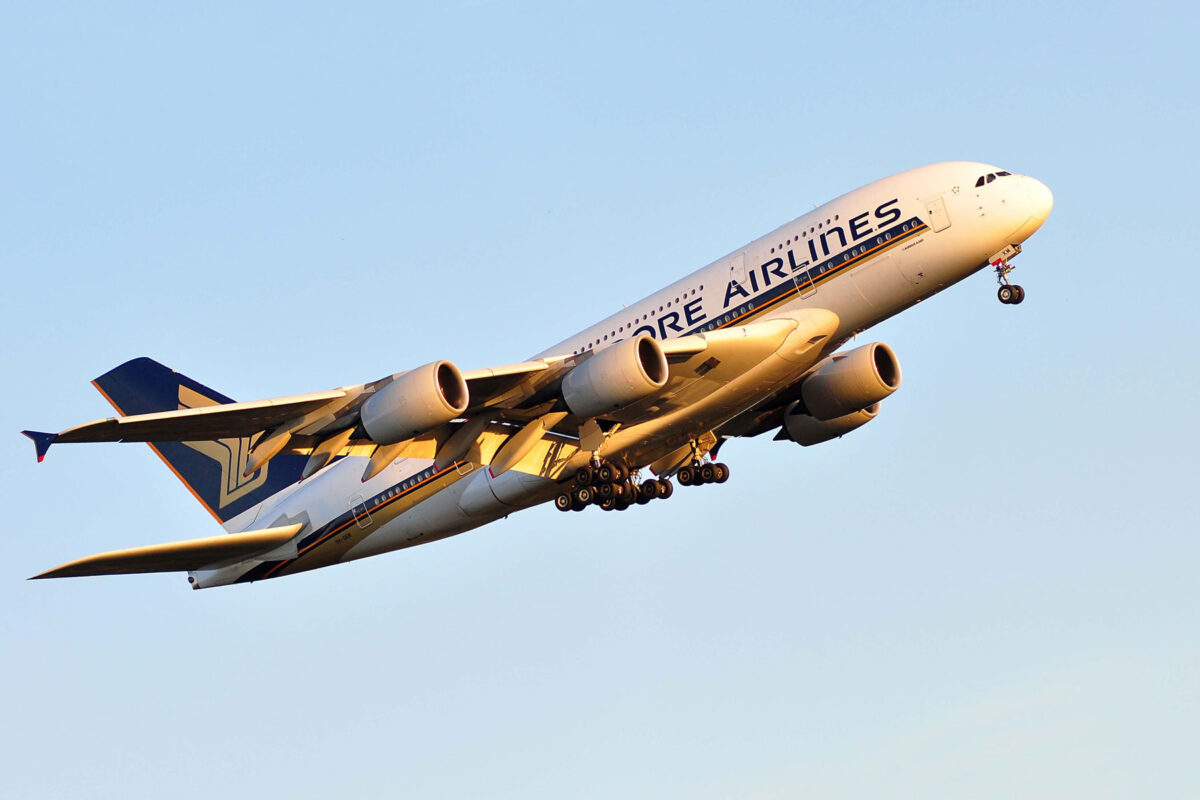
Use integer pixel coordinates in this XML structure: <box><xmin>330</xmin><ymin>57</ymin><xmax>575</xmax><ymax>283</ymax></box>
<box><xmin>1026</xmin><ymin>177</ymin><xmax>1054</xmax><ymax>229</ymax></box>
<box><xmin>1008</xmin><ymin>176</ymin><xmax>1054</xmax><ymax>242</ymax></box>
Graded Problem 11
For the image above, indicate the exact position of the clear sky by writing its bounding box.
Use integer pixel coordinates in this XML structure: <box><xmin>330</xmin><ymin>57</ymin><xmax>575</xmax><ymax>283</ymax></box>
<box><xmin>2</xmin><ymin>2</ymin><xmax>1198</xmax><ymax>798</ymax></box>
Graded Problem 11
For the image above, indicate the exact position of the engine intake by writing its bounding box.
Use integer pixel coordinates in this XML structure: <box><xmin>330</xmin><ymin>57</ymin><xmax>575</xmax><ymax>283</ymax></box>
<box><xmin>562</xmin><ymin>335</ymin><xmax>669</xmax><ymax>418</ymax></box>
<box><xmin>800</xmin><ymin>342</ymin><xmax>901</xmax><ymax>420</ymax></box>
<box><xmin>782</xmin><ymin>400</ymin><xmax>880</xmax><ymax>446</ymax></box>
<box><xmin>361</xmin><ymin>361</ymin><xmax>469</xmax><ymax>444</ymax></box>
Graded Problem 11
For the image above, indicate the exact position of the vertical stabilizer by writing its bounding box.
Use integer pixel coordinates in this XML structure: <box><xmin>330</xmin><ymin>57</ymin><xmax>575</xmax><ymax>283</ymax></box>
<box><xmin>92</xmin><ymin>357</ymin><xmax>308</xmax><ymax>524</ymax></box>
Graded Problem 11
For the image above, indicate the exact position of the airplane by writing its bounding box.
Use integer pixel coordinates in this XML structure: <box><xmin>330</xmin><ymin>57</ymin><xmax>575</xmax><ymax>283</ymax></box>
<box><xmin>21</xmin><ymin>161</ymin><xmax>1052</xmax><ymax>589</ymax></box>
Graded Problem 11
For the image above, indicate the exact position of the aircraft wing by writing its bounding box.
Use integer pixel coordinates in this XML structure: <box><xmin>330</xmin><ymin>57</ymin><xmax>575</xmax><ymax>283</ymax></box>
<box><xmin>51</xmin><ymin>391</ymin><xmax>347</xmax><ymax>443</ymax></box>
<box><xmin>22</xmin><ymin>311</ymin><xmax>832</xmax><ymax>472</ymax></box>
<box><xmin>31</xmin><ymin>523</ymin><xmax>304</xmax><ymax>578</ymax></box>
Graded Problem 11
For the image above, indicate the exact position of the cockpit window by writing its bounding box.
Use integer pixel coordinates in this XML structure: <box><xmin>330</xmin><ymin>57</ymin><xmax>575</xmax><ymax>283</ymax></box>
<box><xmin>976</xmin><ymin>171</ymin><xmax>1013</xmax><ymax>187</ymax></box>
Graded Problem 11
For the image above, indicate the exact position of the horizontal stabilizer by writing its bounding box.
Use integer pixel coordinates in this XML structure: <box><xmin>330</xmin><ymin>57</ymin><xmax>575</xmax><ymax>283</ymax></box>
<box><xmin>31</xmin><ymin>523</ymin><xmax>304</xmax><ymax>579</ymax></box>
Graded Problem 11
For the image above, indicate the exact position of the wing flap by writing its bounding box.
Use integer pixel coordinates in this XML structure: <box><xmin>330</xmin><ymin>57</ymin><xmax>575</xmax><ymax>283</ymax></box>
<box><xmin>31</xmin><ymin>523</ymin><xmax>305</xmax><ymax>579</ymax></box>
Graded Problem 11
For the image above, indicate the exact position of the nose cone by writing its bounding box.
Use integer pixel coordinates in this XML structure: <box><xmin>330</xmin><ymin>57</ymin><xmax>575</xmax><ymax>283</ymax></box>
<box><xmin>1009</xmin><ymin>176</ymin><xmax>1054</xmax><ymax>243</ymax></box>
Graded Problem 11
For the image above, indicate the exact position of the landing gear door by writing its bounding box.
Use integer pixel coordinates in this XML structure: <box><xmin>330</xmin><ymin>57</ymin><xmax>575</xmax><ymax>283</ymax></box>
<box><xmin>924</xmin><ymin>196</ymin><xmax>951</xmax><ymax>232</ymax></box>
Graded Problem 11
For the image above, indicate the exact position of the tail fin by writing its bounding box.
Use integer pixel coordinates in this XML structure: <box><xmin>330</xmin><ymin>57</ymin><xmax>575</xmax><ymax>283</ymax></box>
<box><xmin>93</xmin><ymin>358</ymin><xmax>308</xmax><ymax>525</ymax></box>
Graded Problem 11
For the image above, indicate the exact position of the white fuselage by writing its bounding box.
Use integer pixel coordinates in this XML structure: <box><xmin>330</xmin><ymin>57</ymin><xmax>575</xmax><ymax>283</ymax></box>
<box><xmin>194</xmin><ymin>161</ymin><xmax>1052</xmax><ymax>587</ymax></box>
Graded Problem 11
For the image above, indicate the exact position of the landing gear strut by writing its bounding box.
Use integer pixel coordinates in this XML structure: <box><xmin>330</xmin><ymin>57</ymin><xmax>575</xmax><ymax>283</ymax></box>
<box><xmin>993</xmin><ymin>254</ymin><xmax>1025</xmax><ymax>305</ymax></box>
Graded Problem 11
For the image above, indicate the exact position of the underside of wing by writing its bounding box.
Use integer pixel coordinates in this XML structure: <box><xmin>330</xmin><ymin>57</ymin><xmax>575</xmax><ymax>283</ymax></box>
<box><xmin>31</xmin><ymin>523</ymin><xmax>304</xmax><ymax>579</ymax></box>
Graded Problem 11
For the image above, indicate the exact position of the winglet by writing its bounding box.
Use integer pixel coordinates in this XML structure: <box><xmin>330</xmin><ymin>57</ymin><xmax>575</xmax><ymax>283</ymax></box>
<box><xmin>21</xmin><ymin>431</ymin><xmax>57</xmax><ymax>463</ymax></box>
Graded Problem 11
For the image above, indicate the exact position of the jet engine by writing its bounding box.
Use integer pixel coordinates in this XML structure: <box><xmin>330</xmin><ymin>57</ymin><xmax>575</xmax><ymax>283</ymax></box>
<box><xmin>781</xmin><ymin>400</ymin><xmax>880</xmax><ymax>446</ymax></box>
<box><xmin>562</xmin><ymin>335</ymin><xmax>669</xmax><ymax>418</ymax></box>
<box><xmin>799</xmin><ymin>342</ymin><xmax>901</xmax><ymax>420</ymax></box>
<box><xmin>360</xmin><ymin>361</ymin><xmax>469</xmax><ymax>444</ymax></box>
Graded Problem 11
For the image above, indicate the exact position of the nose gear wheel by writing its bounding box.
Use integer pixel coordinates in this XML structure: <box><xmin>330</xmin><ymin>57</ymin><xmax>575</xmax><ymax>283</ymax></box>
<box><xmin>992</xmin><ymin>253</ymin><xmax>1026</xmax><ymax>305</ymax></box>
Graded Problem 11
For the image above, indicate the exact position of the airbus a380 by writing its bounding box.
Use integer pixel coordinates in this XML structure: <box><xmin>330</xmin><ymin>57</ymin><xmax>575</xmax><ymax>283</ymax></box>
<box><xmin>23</xmin><ymin>161</ymin><xmax>1052</xmax><ymax>589</ymax></box>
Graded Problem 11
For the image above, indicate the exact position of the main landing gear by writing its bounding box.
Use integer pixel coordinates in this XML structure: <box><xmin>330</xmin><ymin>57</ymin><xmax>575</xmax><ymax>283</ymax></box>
<box><xmin>676</xmin><ymin>461</ymin><xmax>729</xmax><ymax>486</ymax></box>
<box><xmin>553</xmin><ymin>458</ymin><xmax>728</xmax><ymax>513</ymax></box>
<box><xmin>993</xmin><ymin>254</ymin><xmax>1025</xmax><ymax>305</ymax></box>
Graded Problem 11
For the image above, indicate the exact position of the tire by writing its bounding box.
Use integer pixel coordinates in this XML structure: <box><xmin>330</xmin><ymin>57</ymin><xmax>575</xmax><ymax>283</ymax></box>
<box><xmin>612</xmin><ymin>463</ymin><xmax>629</xmax><ymax>482</ymax></box>
<box><xmin>677</xmin><ymin>466</ymin><xmax>694</xmax><ymax>485</ymax></box>
<box><xmin>554</xmin><ymin>493</ymin><xmax>572</xmax><ymax>512</ymax></box>
<box><xmin>637</xmin><ymin>481</ymin><xmax>656</xmax><ymax>504</ymax></box>
<box><xmin>596</xmin><ymin>482</ymin><xmax>614</xmax><ymax>499</ymax></box>
<box><xmin>575</xmin><ymin>465</ymin><xmax>594</xmax><ymax>486</ymax></box>
<box><xmin>700</xmin><ymin>464</ymin><xmax>716</xmax><ymax>483</ymax></box>
<box><xmin>574</xmin><ymin>486</ymin><xmax>592</xmax><ymax>505</ymax></box>
<box><xmin>998</xmin><ymin>285</ymin><xmax>1014</xmax><ymax>304</ymax></box>
<box><xmin>713</xmin><ymin>463</ymin><xmax>730</xmax><ymax>483</ymax></box>
<box><xmin>1011</xmin><ymin>285</ymin><xmax>1025</xmax><ymax>304</ymax></box>
<box><xmin>597</xmin><ymin>463</ymin><xmax>616</xmax><ymax>483</ymax></box>
<box><xmin>656</xmin><ymin>479</ymin><xmax>674</xmax><ymax>499</ymax></box>
<box><xmin>599</xmin><ymin>496</ymin><xmax>616</xmax><ymax>511</ymax></box>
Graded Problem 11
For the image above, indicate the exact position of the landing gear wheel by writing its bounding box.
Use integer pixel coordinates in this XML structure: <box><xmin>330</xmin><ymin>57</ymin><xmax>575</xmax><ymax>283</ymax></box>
<box><xmin>599</xmin><ymin>496</ymin><xmax>616</xmax><ymax>511</ymax></box>
<box><xmin>595</xmin><ymin>482</ymin><xmax>614</xmax><ymax>499</ymax></box>
<box><xmin>555</xmin><ymin>493</ymin><xmax>572</xmax><ymax>512</ymax></box>
<box><xmin>997</xmin><ymin>285</ymin><xmax>1015</xmax><ymax>304</ymax></box>
<box><xmin>699</xmin><ymin>464</ymin><xmax>716</xmax><ymax>483</ymax></box>
<box><xmin>637</xmin><ymin>481</ymin><xmax>656</xmax><ymax>504</ymax></box>
<box><xmin>575</xmin><ymin>465</ymin><xmax>594</xmax><ymax>486</ymax></box>
<box><xmin>1010</xmin><ymin>285</ymin><xmax>1025</xmax><ymax>304</ymax></box>
<box><xmin>573</xmin><ymin>486</ymin><xmax>592</xmax><ymax>506</ymax></box>
<box><xmin>677</xmin><ymin>465</ymin><xmax>695</xmax><ymax>485</ymax></box>
<box><xmin>655</xmin><ymin>479</ymin><xmax>674</xmax><ymax>499</ymax></box>
<box><xmin>712</xmin><ymin>463</ymin><xmax>730</xmax><ymax>483</ymax></box>
<box><xmin>597</xmin><ymin>463</ymin><xmax>616</xmax><ymax>483</ymax></box>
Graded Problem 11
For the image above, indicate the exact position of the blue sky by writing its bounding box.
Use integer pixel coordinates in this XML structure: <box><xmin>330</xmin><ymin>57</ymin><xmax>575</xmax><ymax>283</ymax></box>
<box><xmin>2</xmin><ymin>2</ymin><xmax>1198</xmax><ymax>798</ymax></box>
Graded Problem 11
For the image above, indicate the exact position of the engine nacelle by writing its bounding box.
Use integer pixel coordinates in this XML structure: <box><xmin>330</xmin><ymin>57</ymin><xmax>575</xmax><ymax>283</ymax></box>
<box><xmin>800</xmin><ymin>342</ymin><xmax>901</xmax><ymax>420</ymax></box>
<box><xmin>360</xmin><ymin>361</ymin><xmax>469</xmax><ymax>444</ymax></box>
<box><xmin>782</xmin><ymin>400</ymin><xmax>880</xmax><ymax>446</ymax></box>
<box><xmin>562</xmin><ymin>335</ymin><xmax>669</xmax><ymax>418</ymax></box>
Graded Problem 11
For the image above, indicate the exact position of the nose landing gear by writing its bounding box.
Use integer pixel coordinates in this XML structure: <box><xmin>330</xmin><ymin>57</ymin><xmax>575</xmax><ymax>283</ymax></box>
<box><xmin>997</xmin><ymin>283</ymin><xmax>1025</xmax><ymax>305</ymax></box>
<box><xmin>991</xmin><ymin>246</ymin><xmax>1025</xmax><ymax>305</ymax></box>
